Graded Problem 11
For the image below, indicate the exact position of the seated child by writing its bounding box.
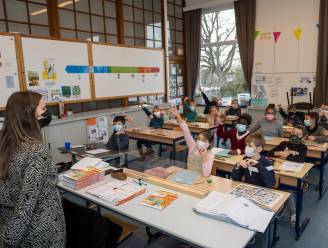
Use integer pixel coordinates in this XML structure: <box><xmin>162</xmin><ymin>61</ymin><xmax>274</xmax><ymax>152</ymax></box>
<box><xmin>217</xmin><ymin>113</ymin><xmax>252</xmax><ymax>155</ymax></box>
<box><xmin>231</xmin><ymin>133</ymin><xmax>275</xmax><ymax>188</ymax></box>
<box><xmin>225</xmin><ymin>99</ymin><xmax>241</xmax><ymax>117</ymax></box>
<box><xmin>304</xmin><ymin>112</ymin><xmax>326</xmax><ymax>143</ymax></box>
<box><xmin>278</xmin><ymin>104</ymin><xmax>304</xmax><ymax>126</ymax></box>
<box><xmin>249</xmin><ymin>106</ymin><xmax>284</xmax><ymax>137</ymax></box>
<box><xmin>200</xmin><ymin>87</ymin><xmax>219</xmax><ymax>114</ymax></box>
<box><xmin>137</xmin><ymin>104</ymin><xmax>164</xmax><ymax>161</ymax></box>
<box><xmin>171</xmin><ymin>107</ymin><xmax>214</xmax><ymax>177</ymax></box>
<box><xmin>207</xmin><ymin>106</ymin><xmax>220</xmax><ymax>126</ymax></box>
<box><xmin>106</xmin><ymin>116</ymin><xmax>131</xmax><ymax>151</ymax></box>
<box><xmin>268</xmin><ymin>125</ymin><xmax>307</xmax><ymax>162</ymax></box>
<box><xmin>183</xmin><ymin>97</ymin><xmax>198</xmax><ymax>122</ymax></box>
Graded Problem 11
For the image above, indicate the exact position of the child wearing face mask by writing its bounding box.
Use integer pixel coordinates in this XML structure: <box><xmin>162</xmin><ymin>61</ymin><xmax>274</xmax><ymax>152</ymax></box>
<box><xmin>199</xmin><ymin>87</ymin><xmax>219</xmax><ymax>114</ymax></box>
<box><xmin>217</xmin><ymin>114</ymin><xmax>252</xmax><ymax>155</ymax></box>
<box><xmin>278</xmin><ymin>104</ymin><xmax>304</xmax><ymax>126</ymax></box>
<box><xmin>225</xmin><ymin>99</ymin><xmax>241</xmax><ymax>117</ymax></box>
<box><xmin>268</xmin><ymin>125</ymin><xmax>307</xmax><ymax>163</ymax></box>
<box><xmin>249</xmin><ymin>106</ymin><xmax>284</xmax><ymax>137</ymax></box>
<box><xmin>303</xmin><ymin>112</ymin><xmax>326</xmax><ymax>143</ymax></box>
<box><xmin>207</xmin><ymin>106</ymin><xmax>220</xmax><ymax>126</ymax></box>
<box><xmin>231</xmin><ymin>133</ymin><xmax>275</xmax><ymax>187</ymax></box>
<box><xmin>106</xmin><ymin>115</ymin><xmax>132</xmax><ymax>151</ymax></box>
<box><xmin>183</xmin><ymin>97</ymin><xmax>198</xmax><ymax>122</ymax></box>
<box><xmin>171</xmin><ymin>107</ymin><xmax>214</xmax><ymax>177</ymax></box>
<box><xmin>137</xmin><ymin>104</ymin><xmax>164</xmax><ymax>161</ymax></box>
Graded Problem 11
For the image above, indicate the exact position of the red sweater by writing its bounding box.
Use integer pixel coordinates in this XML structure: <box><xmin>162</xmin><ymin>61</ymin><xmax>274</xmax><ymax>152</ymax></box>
<box><xmin>217</xmin><ymin>124</ymin><xmax>249</xmax><ymax>154</ymax></box>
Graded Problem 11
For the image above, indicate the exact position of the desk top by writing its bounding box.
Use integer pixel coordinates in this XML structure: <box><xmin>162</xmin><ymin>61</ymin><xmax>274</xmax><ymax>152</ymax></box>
<box><xmin>125</xmin><ymin>127</ymin><xmax>185</xmax><ymax>141</ymax></box>
<box><xmin>58</xmin><ymin>143</ymin><xmax>129</xmax><ymax>159</ymax></box>
<box><xmin>264</xmin><ymin>137</ymin><xmax>328</xmax><ymax>153</ymax></box>
<box><xmin>58</xmin><ymin>172</ymin><xmax>255</xmax><ymax>248</ymax></box>
<box><xmin>214</xmin><ymin>155</ymin><xmax>313</xmax><ymax>180</ymax></box>
<box><xmin>164</xmin><ymin>120</ymin><xmax>217</xmax><ymax>133</ymax></box>
<box><xmin>126</xmin><ymin>166</ymin><xmax>289</xmax><ymax>213</ymax></box>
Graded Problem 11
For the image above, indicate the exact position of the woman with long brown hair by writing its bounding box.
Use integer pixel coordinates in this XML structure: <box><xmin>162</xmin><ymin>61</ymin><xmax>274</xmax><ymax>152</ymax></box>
<box><xmin>0</xmin><ymin>91</ymin><xmax>65</xmax><ymax>247</ymax></box>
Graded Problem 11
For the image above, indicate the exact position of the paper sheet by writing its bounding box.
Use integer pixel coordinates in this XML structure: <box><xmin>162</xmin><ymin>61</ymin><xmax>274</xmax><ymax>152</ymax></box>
<box><xmin>86</xmin><ymin>149</ymin><xmax>110</xmax><ymax>155</ymax></box>
<box><xmin>280</xmin><ymin>161</ymin><xmax>304</xmax><ymax>172</ymax></box>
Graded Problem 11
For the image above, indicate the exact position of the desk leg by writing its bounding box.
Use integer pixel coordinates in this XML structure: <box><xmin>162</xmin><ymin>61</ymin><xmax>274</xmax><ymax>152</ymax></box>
<box><xmin>172</xmin><ymin>140</ymin><xmax>176</xmax><ymax>160</ymax></box>
<box><xmin>145</xmin><ymin>226</ymin><xmax>162</xmax><ymax>243</ymax></box>
<box><xmin>295</xmin><ymin>178</ymin><xmax>310</xmax><ymax>240</ymax></box>
<box><xmin>124</xmin><ymin>153</ymin><xmax>128</xmax><ymax>168</ymax></box>
<box><xmin>158</xmin><ymin>144</ymin><xmax>163</xmax><ymax>157</ymax></box>
<box><xmin>319</xmin><ymin>152</ymin><xmax>327</xmax><ymax>200</ymax></box>
<box><xmin>266</xmin><ymin>220</ymin><xmax>271</xmax><ymax>248</ymax></box>
<box><xmin>271</xmin><ymin>217</ymin><xmax>280</xmax><ymax>247</ymax></box>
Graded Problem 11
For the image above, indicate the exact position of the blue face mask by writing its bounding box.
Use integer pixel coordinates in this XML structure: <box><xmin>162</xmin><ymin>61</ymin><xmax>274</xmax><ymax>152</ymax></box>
<box><xmin>236</xmin><ymin>124</ymin><xmax>247</xmax><ymax>133</ymax></box>
<box><xmin>112</xmin><ymin>124</ymin><xmax>123</xmax><ymax>132</ymax></box>
<box><xmin>304</xmin><ymin>120</ymin><xmax>312</xmax><ymax>127</ymax></box>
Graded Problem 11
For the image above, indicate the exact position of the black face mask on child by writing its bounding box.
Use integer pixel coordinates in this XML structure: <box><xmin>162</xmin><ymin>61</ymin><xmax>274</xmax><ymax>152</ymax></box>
<box><xmin>38</xmin><ymin>109</ymin><xmax>52</xmax><ymax>128</ymax></box>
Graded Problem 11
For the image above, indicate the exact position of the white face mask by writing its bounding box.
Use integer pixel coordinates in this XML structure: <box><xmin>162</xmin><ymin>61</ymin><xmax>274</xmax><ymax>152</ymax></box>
<box><xmin>190</xmin><ymin>106</ymin><xmax>196</xmax><ymax>111</ymax></box>
<box><xmin>153</xmin><ymin>112</ymin><xmax>161</xmax><ymax>118</ymax></box>
<box><xmin>245</xmin><ymin>146</ymin><xmax>257</xmax><ymax>158</ymax></box>
<box><xmin>196</xmin><ymin>140</ymin><xmax>209</xmax><ymax>150</ymax></box>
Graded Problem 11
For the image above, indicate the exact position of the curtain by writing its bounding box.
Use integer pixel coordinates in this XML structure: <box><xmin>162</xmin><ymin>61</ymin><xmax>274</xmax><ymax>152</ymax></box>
<box><xmin>184</xmin><ymin>9</ymin><xmax>202</xmax><ymax>97</ymax></box>
<box><xmin>315</xmin><ymin>0</ymin><xmax>328</xmax><ymax>106</ymax></box>
<box><xmin>234</xmin><ymin>0</ymin><xmax>256</xmax><ymax>92</ymax></box>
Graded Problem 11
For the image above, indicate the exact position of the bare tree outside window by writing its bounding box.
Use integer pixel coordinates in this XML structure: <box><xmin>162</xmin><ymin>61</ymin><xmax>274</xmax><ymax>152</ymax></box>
<box><xmin>198</xmin><ymin>8</ymin><xmax>249</xmax><ymax>105</ymax></box>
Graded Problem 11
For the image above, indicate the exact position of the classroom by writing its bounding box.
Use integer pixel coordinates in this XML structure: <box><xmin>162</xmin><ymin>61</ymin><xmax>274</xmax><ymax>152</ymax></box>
<box><xmin>0</xmin><ymin>0</ymin><xmax>328</xmax><ymax>247</ymax></box>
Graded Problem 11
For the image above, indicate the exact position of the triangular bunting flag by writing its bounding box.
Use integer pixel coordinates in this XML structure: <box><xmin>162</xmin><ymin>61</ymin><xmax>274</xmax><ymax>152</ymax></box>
<box><xmin>294</xmin><ymin>28</ymin><xmax>302</xmax><ymax>41</ymax></box>
<box><xmin>273</xmin><ymin>32</ymin><xmax>281</xmax><ymax>43</ymax></box>
<box><xmin>254</xmin><ymin>30</ymin><xmax>260</xmax><ymax>40</ymax></box>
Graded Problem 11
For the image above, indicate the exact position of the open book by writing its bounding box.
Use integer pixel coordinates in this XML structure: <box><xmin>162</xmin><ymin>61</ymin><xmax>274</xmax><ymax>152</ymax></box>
<box><xmin>193</xmin><ymin>191</ymin><xmax>274</xmax><ymax>233</ymax></box>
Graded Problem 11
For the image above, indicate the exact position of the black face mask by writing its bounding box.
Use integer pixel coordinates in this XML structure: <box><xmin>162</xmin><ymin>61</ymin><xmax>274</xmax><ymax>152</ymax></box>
<box><xmin>38</xmin><ymin>109</ymin><xmax>52</xmax><ymax>128</ymax></box>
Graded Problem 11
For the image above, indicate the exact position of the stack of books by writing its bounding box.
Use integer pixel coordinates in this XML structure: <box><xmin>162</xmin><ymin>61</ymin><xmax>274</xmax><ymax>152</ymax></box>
<box><xmin>63</xmin><ymin>167</ymin><xmax>105</xmax><ymax>190</ymax></box>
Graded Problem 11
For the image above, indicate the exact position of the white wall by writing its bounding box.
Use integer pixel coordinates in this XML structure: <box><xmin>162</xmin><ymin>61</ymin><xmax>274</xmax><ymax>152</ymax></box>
<box><xmin>252</xmin><ymin>0</ymin><xmax>320</xmax><ymax>106</ymax></box>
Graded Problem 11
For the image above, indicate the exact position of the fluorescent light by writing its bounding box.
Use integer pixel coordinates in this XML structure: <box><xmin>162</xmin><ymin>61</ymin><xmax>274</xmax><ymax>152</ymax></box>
<box><xmin>31</xmin><ymin>0</ymin><xmax>80</xmax><ymax>16</ymax></box>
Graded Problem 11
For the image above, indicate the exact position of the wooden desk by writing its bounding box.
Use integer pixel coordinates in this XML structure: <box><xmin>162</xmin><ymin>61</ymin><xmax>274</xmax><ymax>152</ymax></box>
<box><xmin>213</xmin><ymin>155</ymin><xmax>313</xmax><ymax>239</ymax></box>
<box><xmin>264</xmin><ymin>137</ymin><xmax>328</xmax><ymax>200</ymax></box>
<box><xmin>196</xmin><ymin>114</ymin><xmax>239</xmax><ymax>126</ymax></box>
<box><xmin>58</xmin><ymin>143</ymin><xmax>129</xmax><ymax>165</ymax></box>
<box><xmin>125</xmin><ymin>127</ymin><xmax>185</xmax><ymax>160</ymax></box>
<box><xmin>163</xmin><ymin>120</ymin><xmax>218</xmax><ymax>134</ymax></box>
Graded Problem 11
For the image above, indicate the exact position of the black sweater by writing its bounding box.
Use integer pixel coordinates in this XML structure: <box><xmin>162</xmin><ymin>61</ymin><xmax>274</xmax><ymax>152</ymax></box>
<box><xmin>106</xmin><ymin>131</ymin><xmax>129</xmax><ymax>151</ymax></box>
<box><xmin>268</xmin><ymin>141</ymin><xmax>307</xmax><ymax>163</ymax></box>
<box><xmin>225</xmin><ymin>106</ymin><xmax>241</xmax><ymax>117</ymax></box>
<box><xmin>201</xmin><ymin>91</ymin><xmax>219</xmax><ymax>114</ymax></box>
<box><xmin>231</xmin><ymin>156</ymin><xmax>275</xmax><ymax>188</ymax></box>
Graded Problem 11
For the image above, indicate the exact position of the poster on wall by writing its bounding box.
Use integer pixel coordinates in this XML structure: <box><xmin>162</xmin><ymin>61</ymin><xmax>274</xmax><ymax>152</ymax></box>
<box><xmin>87</xmin><ymin>116</ymin><xmax>109</xmax><ymax>143</ymax></box>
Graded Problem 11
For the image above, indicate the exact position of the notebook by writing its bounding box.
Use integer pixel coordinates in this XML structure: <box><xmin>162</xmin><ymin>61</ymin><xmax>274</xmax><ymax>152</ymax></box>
<box><xmin>87</xmin><ymin>179</ymin><xmax>146</xmax><ymax>206</ymax></box>
<box><xmin>140</xmin><ymin>190</ymin><xmax>179</xmax><ymax>210</ymax></box>
<box><xmin>212</xmin><ymin>148</ymin><xmax>232</xmax><ymax>158</ymax></box>
<box><xmin>170</xmin><ymin>170</ymin><xmax>200</xmax><ymax>185</ymax></box>
<box><xmin>193</xmin><ymin>191</ymin><xmax>274</xmax><ymax>233</ymax></box>
<box><xmin>279</xmin><ymin>161</ymin><xmax>304</xmax><ymax>172</ymax></box>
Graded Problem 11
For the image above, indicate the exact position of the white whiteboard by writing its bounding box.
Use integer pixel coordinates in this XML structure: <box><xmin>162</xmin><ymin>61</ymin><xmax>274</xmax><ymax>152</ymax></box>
<box><xmin>252</xmin><ymin>0</ymin><xmax>319</xmax><ymax>106</ymax></box>
<box><xmin>92</xmin><ymin>44</ymin><xmax>165</xmax><ymax>98</ymax></box>
<box><xmin>21</xmin><ymin>37</ymin><xmax>91</xmax><ymax>103</ymax></box>
<box><xmin>0</xmin><ymin>35</ymin><xmax>20</xmax><ymax>109</ymax></box>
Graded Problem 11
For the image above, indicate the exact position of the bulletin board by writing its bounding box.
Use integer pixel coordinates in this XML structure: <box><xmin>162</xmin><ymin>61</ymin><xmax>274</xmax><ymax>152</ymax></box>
<box><xmin>0</xmin><ymin>34</ymin><xmax>21</xmax><ymax>109</ymax></box>
<box><xmin>92</xmin><ymin>43</ymin><xmax>165</xmax><ymax>99</ymax></box>
<box><xmin>21</xmin><ymin>37</ymin><xmax>92</xmax><ymax>103</ymax></box>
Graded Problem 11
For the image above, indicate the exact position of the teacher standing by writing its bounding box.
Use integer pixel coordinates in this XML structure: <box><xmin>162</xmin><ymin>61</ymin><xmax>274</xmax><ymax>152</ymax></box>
<box><xmin>0</xmin><ymin>91</ymin><xmax>66</xmax><ymax>247</ymax></box>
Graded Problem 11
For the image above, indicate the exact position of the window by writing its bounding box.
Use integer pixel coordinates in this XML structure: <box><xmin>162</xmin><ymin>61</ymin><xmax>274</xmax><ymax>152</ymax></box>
<box><xmin>198</xmin><ymin>8</ymin><xmax>249</xmax><ymax>106</ymax></box>
<box><xmin>167</xmin><ymin>0</ymin><xmax>183</xmax><ymax>56</ymax></box>
<box><xmin>0</xmin><ymin>0</ymin><xmax>50</xmax><ymax>36</ymax></box>
<box><xmin>122</xmin><ymin>0</ymin><xmax>163</xmax><ymax>48</ymax></box>
<box><xmin>59</xmin><ymin>0</ymin><xmax>118</xmax><ymax>43</ymax></box>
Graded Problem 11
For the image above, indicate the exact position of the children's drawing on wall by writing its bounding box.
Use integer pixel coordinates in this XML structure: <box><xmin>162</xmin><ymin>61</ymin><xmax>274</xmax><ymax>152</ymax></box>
<box><xmin>291</xmin><ymin>87</ymin><xmax>308</xmax><ymax>96</ymax></box>
<box><xmin>42</xmin><ymin>58</ymin><xmax>56</xmax><ymax>80</ymax></box>
<box><xmin>49</xmin><ymin>88</ymin><xmax>61</xmax><ymax>102</ymax></box>
<box><xmin>253</xmin><ymin>74</ymin><xmax>267</xmax><ymax>99</ymax></box>
<box><xmin>72</xmin><ymin>85</ymin><xmax>81</xmax><ymax>98</ymax></box>
<box><xmin>28</xmin><ymin>71</ymin><xmax>40</xmax><ymax>86</ymax></box>
<box><xmin>61</xmin><ymin>86</ymin><xmax>72</xmax><ymax>98</ymax></box>
<box><xmin>5</xmin><ymin>75</ymin><xmax>15</xmax><ymax>88</ymax></box>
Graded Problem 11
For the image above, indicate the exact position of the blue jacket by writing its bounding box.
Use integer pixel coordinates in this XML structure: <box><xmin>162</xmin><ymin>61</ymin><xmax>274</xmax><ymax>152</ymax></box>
<box><xmin>142</xmin><ymin>107</ymin><xmax>164</xmax><ymax>128</ymax></box>
<box><xmin>231</xmin><ymin>156</ymin><xmax>275</xmax><ymax>188</ymax></box>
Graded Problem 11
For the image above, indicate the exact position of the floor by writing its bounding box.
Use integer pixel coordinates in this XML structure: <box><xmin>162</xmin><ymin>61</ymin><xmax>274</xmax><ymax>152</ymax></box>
<box><xmin>65</xmin><ymin>142</ymin><xmax>328</xmax><ymax>248</ymax></box>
